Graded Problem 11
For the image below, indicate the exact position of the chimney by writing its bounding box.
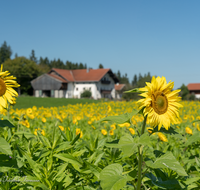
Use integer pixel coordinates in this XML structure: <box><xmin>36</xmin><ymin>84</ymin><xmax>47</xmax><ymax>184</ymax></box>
<box><xmin>87</xmin><ymin>68</ymin><xmax>92</xmax><ymax>73</ymax></box>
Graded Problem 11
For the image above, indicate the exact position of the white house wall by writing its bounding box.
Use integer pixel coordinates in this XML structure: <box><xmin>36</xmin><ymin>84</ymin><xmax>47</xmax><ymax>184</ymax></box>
<box><xmin>74</xmin><ymin>83</ymin><xmax>97</xmax><ymax>99</ymax></box>
<box><xmin>111</xmin><ymin>88</ymin><xmax>116</xmax><ymax>99</ymax></box>
<box><xmin>195</xmin><ymin>94</ymin><xmax>200</xmax><ymax>99</ymax></box>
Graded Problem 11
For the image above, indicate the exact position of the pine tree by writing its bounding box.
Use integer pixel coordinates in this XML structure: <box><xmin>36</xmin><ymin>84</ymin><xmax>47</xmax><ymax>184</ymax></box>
<box><xmin>0</xmin><ymin>41</ymin><xmax>12</xmax><ymax>64</ymax></box>
<box><xmin>99</xmin><ymin>63</ymin><xmax>104</xmax><ymax>68</ymax></box>
<box><xmin>116</xmin><ymin>70</ymin><xmax>121</xmax><ymax>81</ymax></box>
<box><xmin>29</xmin><ymin>50</ymin><xmax>37</xmax><ymax>63</ymax></box>
<box><xmin>66</xmin><ymin>61</ymin><xmax>72</xmax><ymax>69</ymax></box>
<box><xmin>132</xmin><ymin>74</ymin><xmax>137</xmax><ymax>87</ymax></box>
<box><xmin>79</xmin><ymin>63</ymin><xmax>84</xmax><ymax>69</ymax></box>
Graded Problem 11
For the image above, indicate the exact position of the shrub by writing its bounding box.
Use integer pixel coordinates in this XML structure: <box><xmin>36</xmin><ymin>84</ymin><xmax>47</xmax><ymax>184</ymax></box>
<box><xmin>81</xmin><ymin>90</ymin><xmax>91</xmax><ymax>98</ymax></box>
<box><xmin>189</xmin><ymin>93</ymin><xmax>196</xmax><ymax>101</ymax></box>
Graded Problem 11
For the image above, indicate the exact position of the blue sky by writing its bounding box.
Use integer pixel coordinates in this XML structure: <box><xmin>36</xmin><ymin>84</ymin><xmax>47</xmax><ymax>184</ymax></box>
<box><xmin>1</xmin><ymin>1</ymin><xmax>200</xmax><ymax>89</ymax></box>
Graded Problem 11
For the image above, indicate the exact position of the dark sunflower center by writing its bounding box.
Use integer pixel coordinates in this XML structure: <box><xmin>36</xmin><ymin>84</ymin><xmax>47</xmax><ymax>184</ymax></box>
<box><xmin>152</xmin><ymin>91</ymin><xmax>168</xmax><ymax>114</ymax></box>
<box><xmin>0</xmin><ymin>78</ymin><xmax>6</xmax><ymax>96</ymax></box>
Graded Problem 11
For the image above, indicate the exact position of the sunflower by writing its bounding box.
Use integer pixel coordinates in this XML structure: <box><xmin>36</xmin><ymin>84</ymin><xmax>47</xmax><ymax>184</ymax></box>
<box><xmin>137</xmin><ymin>76</ymin><xmax>182</xmax><ymax>130</ymax></box>
<box><xmin>0</xmin><ymin>65</ymin><xmax>20</xmax><ymax>111</ymax></box>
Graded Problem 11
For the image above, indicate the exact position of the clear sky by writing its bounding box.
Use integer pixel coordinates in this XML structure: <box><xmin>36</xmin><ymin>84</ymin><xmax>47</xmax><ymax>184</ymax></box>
<box><xmin>1</xmin><ymin>0</ymin><xmax>200</xmax><ymax>89</ymax></box>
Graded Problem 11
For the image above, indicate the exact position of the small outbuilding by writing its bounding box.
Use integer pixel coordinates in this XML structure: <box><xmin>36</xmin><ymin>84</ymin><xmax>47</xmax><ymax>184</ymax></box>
<box><xmin>114</xmin><ymin>84</ymin><xmax>126</xmax><ymax>99</ymax></box>
<box><xmin>187</xmin><ymin>83</ymin><xmax>200</xmax><ymax>99</ymax></box>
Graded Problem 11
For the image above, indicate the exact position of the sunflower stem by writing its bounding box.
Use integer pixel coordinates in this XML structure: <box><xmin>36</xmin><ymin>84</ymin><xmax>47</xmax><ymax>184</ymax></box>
<box><xmin>136</xmin><ymin>115</ymin><xmax>147</xmax><ymax>190</ymax></box>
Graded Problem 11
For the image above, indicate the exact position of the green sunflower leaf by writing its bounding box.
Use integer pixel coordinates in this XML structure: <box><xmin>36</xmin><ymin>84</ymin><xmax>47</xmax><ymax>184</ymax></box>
<box><xmin>185</xmin><ymin>132</ymin><xmax>200</xmax><ymax>146</ymax></box>
<box><xmin>0</xmin><ymin>137</ymin><xmax>12</xmax><ymax>155</ymax></box>
<box><xmin>124</xmin><ymin>88</ymin><xmax>142</xmax><ymax>93</ymax></box>
<box><xmin>145</xmin><ymin>173</ymin><xmax>183</xmax><ymax>189</ymax></box>
<box><xmin>151</xmin><ymin>126</ymin><xmax>178</xmax><ymax>135</ymax></box>
<box><xmin>100</xmin><ymin>163</ymin><xmax>127</xmax><ymax>190</ymax></box>
<box><xmin>192</xmin><ymin>119</ymin><xmax>200</xmax><ymax>123</ymax></box>
<box><xmin>119</xmin><ymin>134</ymin><xmax>138</xmax><ymax>157</ymax></box>
<box><xmin>53</xmin><ymin>153</ymin><xmax>82</xmax><ymax>170</ymax></box>
<box><xmin>99</xmin><ymin>109</ymin><xmax>138</xmax><ymax>124</ymax></box>
<box><xmin>0</xmin><ymin>120</ymin><xmax>15</xmax><ymax>128</ymax></box>
<box><xmin>146</xmin><ymin>152</ymin><xmax>187</xmax><ymax>176</ymax></box>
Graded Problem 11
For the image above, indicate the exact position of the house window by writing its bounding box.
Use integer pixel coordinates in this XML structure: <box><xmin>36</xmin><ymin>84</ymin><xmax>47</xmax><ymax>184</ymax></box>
<box><xmin>89</xmin><ymin>87</ymin><xmax>91</xmax><ymax>91</ymax></box>
<box><xmin>83</xmin><ymin>87</ymin><xmax>85</xmax><ymax>90</ymax></box>
<box><xmin>76</xmin><ymin>88</ymin><xmax>78</xmax><ymax>91</ymax></box>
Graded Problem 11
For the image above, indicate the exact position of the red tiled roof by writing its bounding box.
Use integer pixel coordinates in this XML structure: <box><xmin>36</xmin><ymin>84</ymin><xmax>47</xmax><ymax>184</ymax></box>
<box><xmin>72</xmin><ymin>69</ymin><xmax>110</xmax><ymax>81</ymax></box>
<box><xmin>50</xmin><ymin>68</ymin><xmax>74</xmax><ymax>82</ymax></box>
<box><xmin>50</xmin><ymin>68</ymin><xmax>113</xmax><ymax>82</ymax></box>
<box><xmin>48</xmin><ymin>73</ymin><xmax>67</xmax><ymax>82</ymax></box>
<box><xmin>115</xmin><ymin>84</ymin><xmax>125</xmax><ymax>91</ymax></box>
<box><xmin>187</xmin><ymin>83</ymin><xmax>200</xmax><ymax>91</ymax></box>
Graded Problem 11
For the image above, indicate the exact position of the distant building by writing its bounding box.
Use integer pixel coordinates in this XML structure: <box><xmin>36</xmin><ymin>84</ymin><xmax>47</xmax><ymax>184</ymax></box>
<box><xmin>114</xmin><ymin>84</ymin><xmax>126</xmax><ymax>99</ymax></box>
<box><xmin>187</xmin><ymin>83</ymin><xmax>200</xmax><ymax>99</ymax></box>
<box><xmin>31</xmin><ymin>68</ymin><xmax>125</xmax><ymax>99</ymax></box>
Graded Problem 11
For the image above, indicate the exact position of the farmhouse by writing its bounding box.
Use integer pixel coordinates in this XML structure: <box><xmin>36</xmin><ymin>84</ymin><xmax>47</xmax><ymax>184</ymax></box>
<box><xmin>187</xmin><ymin>83</ymin><xmax>200</xmax><ymax>99</ymax></box>
<box><xmin>31</xmin><ymin>68</ymin><xmax>124</xmax><ymax>99</ymax></box>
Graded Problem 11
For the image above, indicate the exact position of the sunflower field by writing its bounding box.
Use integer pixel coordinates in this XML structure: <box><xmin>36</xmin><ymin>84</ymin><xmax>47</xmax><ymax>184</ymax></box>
<box><xmin>0</xmin><ymin>67</ymin><xmax>200</xmax><ymax>190</ymax></box>
<box><xmin>0</xmin><ymin>100</ymin><xmax>199</xmax><ymax>190</ymax></box>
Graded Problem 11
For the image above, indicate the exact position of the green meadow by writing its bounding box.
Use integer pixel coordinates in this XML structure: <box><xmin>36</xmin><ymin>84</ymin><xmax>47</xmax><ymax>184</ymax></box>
<box><xmin>12</xmin><ymin>96</ymin><xmax>101</xmax><ymax>109</ymax></box>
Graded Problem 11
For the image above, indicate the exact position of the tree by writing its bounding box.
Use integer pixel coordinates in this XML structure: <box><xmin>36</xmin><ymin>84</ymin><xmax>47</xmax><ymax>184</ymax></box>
<box><xmin>50</xmin><ymin>58</ymin><xmax>65</xmax><ymax>69</ymax></box>
<box><xmin>29</xmin><ymin>50</ymin><xmax>37</xmax><ymax>63</ymax></box>
<box><xmin>120</xmin><ymin>73</ymin><xmax>129</xmax><ymax>85</ymax></box>
<box><xmin>3</xmin><ymin>57</ymin><xmax>40</xmax><ymax>95</ymax></box>
<box><xmin>180</xmin><ymin>84</ymin><xmax>189</xmax><ymax>100</ymax></box>
<box><xmin>137</xmin><ymin>72</ymin><xmax>151</xmax><ymax>88</ymax></box>
<box><xmin>79</xmin><ymin>63</ymin><xmax>84</xmax><ymax>69</ymax></box>
<box><xmin>116</xmin><ymin>70</ymin><xmax>121</xmax><ymax>81</ymax></box>
<box><xmin>122</xmin><ymin>72</ymin><xmax>152</xmax><ymax>100</ymax></box>
<box><xmin>66</xmin><ymin>61</ymin><xmax>72</xmax><ymax>69</ymax></box>
<box><xmin>132</xmin><ymin>74</ymin><xmax>137</xmax><ymax>87</ymax></box>
<box><xmin>65</xmin><ymin>61</ymin><xmax>87</xmax><ymax>70</ymax></box>
<box><xmin>138</xmin><ymin>73</ymin><xmax>142</xmax><ymax>81</ymax></box>
<box><xmin>99</xmin><ymin>63</ymin><xmax>104</xmax><ymax>68</ymax></box>
<box><xmin>0</xmin><ymin>41</ymin><xmax>12</xmax><ymax>64</ymax></box>
<box><xmin>38</xmin><ymin>57</ymin><xmax>50</xmax><ymax>74</ymax></box>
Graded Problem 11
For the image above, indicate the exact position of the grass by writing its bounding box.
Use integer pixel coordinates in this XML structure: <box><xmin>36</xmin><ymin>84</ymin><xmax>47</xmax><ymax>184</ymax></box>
<box><xmin>12</xmin><ymin>96</ymin><xmax>101</xmax><ymax>109</ymax></box>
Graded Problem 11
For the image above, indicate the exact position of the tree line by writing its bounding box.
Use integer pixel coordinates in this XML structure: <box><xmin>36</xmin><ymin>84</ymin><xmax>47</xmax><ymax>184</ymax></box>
<box><xmin>0</xmin><ymin>42</ymin><xmax>89</xmax><ymax>95</ymax></box>
<box><xmin>0</xmin><ymin>41</ymin><xmax>191</xmax><ymax>100</ymax></box>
